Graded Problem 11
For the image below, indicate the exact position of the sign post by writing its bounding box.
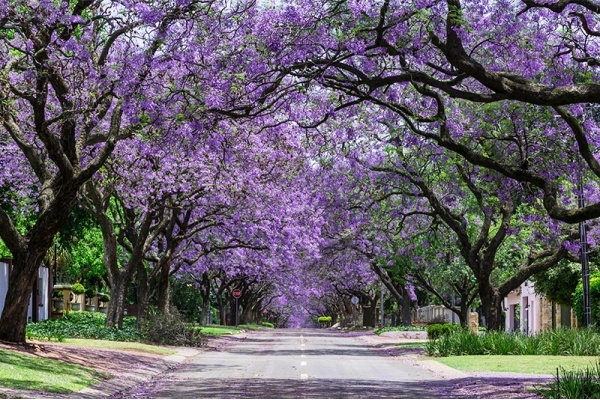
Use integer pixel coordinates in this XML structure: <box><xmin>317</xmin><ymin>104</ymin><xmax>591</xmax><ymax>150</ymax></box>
<box><xmin>233</xmin><ymin>289</ymin><xmax>242</xmax><ymax>326</ymax></box>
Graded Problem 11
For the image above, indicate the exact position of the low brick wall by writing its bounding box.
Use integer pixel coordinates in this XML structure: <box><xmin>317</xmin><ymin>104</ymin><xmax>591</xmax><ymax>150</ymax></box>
<box><xmin>379</xmin><ymin>331</ymin><xmax>428</xmax><ymax>340</ymax></box>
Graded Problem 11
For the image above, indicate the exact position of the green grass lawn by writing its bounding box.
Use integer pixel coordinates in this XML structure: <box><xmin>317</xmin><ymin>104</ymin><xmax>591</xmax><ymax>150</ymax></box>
<box><xmin>0</xmin><ymin>349</ymin><xmax>109</xmax><ymax>393</ymax></box>
<box><xmin>62</xmin><ymin>339</ymin><xmax>176</xmax><ymax>356</ymax></box>
<box><xmin>190</xmin><ymin>325</ymin><xmax>245</xmax><ymax>336</ymax></box>
<box><xmin>396</xmin><ymin>342</ymin><xmax>427</xmax><ymax>348</ymax></box>
<box><xmin>434</xmin><ymin>355</ymin><xmax>600</xmax><ymax>375</ymax></box>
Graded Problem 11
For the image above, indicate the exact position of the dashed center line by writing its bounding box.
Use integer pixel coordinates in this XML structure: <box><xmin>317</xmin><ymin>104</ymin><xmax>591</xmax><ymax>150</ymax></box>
<box><xmin>300</xmin><ymin>374</ymin><xmax>308</xmax><ymax>380</ymax></box>
<box><xmin>301</xmin><ymin>361</ymin><xmax>307</xmax><ymax>366</ymax></box>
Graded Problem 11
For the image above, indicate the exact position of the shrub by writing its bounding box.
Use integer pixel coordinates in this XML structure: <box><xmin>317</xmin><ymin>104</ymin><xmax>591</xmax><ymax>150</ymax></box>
<box><xmin>425</xmin><ymin>328</ymin><xmax>600</xmax><ymax>357</ymax></box>
<box><xmin>71</xmin><ymin>283</ymin><xmax>85</xmax><ymax>295</ymax></box>
<box><xmin>85</xmin><ymin>287</ymin><xmax>97</xmax><ymax>298</ymax></box>
<box><xmin>544</xmin><ymin>361</ymin><xmax>600</xmax><ymax>399</ymax></box>
<box><xmin>573</xmin><ymin>273</ymin><xmax>600</xmax><ymax>325</ymax></box>
<box><xmin>426</xmin><ymin>323</ymin><xmax>461</xmax><ymax>340</ymax></box>
<box><xmin>138</xmin><ymin>312</ymin><xmax>206</xmax><ymax>347</ymax></box>
<box><xmin>426</xmin><ymin>330</ymin><xmax>483</xmax><ymax>356</ymax></box>
<box><xmin>261</xmin><ymin>322</ymin><xmax>275</xmax><ymax>328</ymax></box>
<box><xmin>317</xmin><ymin>316</ymin><xmax>332</xmax><ymax>323</ymax></box>
<box><xmin>99</xmin><ymin>294</ymin><xmax>110</xmax><ymax>303</ymax></box>
<box><xmin>26</xmin><ymin>312</ymin><xmax>144</xmax><ymax>342</ymax></box>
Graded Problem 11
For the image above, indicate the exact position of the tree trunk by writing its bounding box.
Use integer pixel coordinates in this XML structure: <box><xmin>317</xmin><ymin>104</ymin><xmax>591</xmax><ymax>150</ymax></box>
<box><xmin>105</xmin><ymin>275</ymin><xmax>130</xmax><ymax>328</ymax></box>
<box><xmin>362</xmin><ymin>298</ymin><xmax>377</xmax><ymax>327</ymax></box>
<box><xmin>479</xmin><ymin>284</ymin><xmax>503</xmax><ymax>331</ymax></box>
<box><xmin>458</xmin><ymin>305</ymin><xmax>470</xmax><ymax>328</ymax></box>
<box><xmin>136</xmin><ymin>262</ymin><xmax>150</xmax><ymax>326</ymax></box>
<box><xmin>156</xmin><ymin>263</ymin><xmax>171</xmax><ymax>315</ymax></box>
<box><xmin>229</xmin><ymin>298</ymin><xmax>237</xmax><ymax>326</ymax></box>
<box><xmin>199</xmin><ymin>274</ymin><xmax>211</xmax><ymax>325</ymax></box>
<box><xmin>0</xmin><ymin>252</ymin><xmax>42</xmax><ymax>342</ymax></box>
<box><xmin>398</xmin><ymin>285</ymin><xmax>412</xmax><ymax>325</ymax></box>
<box><xmin>216</xmin><ymin>295</ymin><xmax>226</xmax><ymax>326</ymax></box>
<box><xmin>0</xmin><ymin>186</ymin><xmax>79</xmax><ymax>342</ymax></box>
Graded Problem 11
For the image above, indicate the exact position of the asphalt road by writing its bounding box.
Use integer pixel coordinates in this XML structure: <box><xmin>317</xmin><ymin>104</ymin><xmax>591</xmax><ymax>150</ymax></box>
<box><xmin>149</xmin><ymin>329</ymin><xmax>439</xmax><ymax>398</ymax></box>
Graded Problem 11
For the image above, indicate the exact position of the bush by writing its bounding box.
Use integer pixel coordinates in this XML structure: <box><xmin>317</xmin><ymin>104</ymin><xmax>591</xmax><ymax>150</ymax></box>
<box><xmin>138</xmin><ymin>312</ymin><xmax>206</xmax><ymax>347</ymax></box>
<box><xmin>573</xmin><ymin>273</ymin><xmax>600</xmax><ymax>325</ymax></box>
<box><xmin>99</xmin><ymin>293</ymin><xmax>110</xmax><ymax>303</ymax></box>
<box><xmin>375</xmin><ymin>325</ymin><xmax>425</xmax><ymax>335</ymax></box>
<box><xmin>425</xmin><ymin>328</ymin><xmax>600</xmax><ymax>357</ymax></box>
<box><xmin>71</xmin><ymin>283</ymin><xmax>85</xmax><ymax>295</ymax></box>
<box><xmin>261</xmin><ymin>322</ymin><xmax>275</xmax><ymax>328</ymax></box>
<box><xmin>317</xmin><ymin>316</ymin><xmax>332</xmax><ymax>323</ymax></box>
<box><xmin>544</xmin><ymin>361</ymin><xmax>600</xmax><ymax>399</ymax></box>
<box><xmin>426</xmin><ymin>323</ymin><xmax>461</xmax><ymax>340</ymax></box>
<box><xmin>85</xmin><ymin>287</ymin><xmax>97</xmax><ymax>298</ymax></box>
<box><xmin>26</xmin><ymin>312</ymin><xmax>143</xmax><ymax>342</ymax></box>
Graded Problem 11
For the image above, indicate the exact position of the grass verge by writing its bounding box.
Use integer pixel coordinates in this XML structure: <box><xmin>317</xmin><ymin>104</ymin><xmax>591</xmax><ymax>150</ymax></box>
<box><xmin>0</xmin><ymin>349</ymin><xmax>109</xmax><ymax>393</ymax></box>
<box><xmin>238</xmin><ymin>323</ymin><xmax>273</xmax><ymax>330</ymax></box>
<box><xmin>434</xmin><ymin>355</ymin><xmax>600</xmax><ymax>375</ymax></box>
<box><xmin>396</xmin><ymin>342</ymin><xmax>427</xmax><ymax>348</ymax></box>
<box><xmin>190</xmin><ymin>325</ymin><xmax>245</xmax><ymax>336</ymax></box>
<box><xmin>61</xmin><ymin>339</ymin><xmax>176</xmax><ymax>356</ymax></box>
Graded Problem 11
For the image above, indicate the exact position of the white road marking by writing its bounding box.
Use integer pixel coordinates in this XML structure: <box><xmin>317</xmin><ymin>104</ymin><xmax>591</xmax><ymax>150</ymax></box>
<box><xmin>301</xmin><ymin>354</ymin><xmax>306</xmax><ymax>358</ymax></box>
<box><xmin>300</xmin><ymin>374</ymin><xmax>308</xmax><ymax>380</ymax></box>
<box><xmin>301</xmin><ymin>343</ymin><xmax>305</xmax><ymax>347</ymax></box>
<box><xmin>301</xmin><ymin>362</ymin><xmax>307</xmax><ymax>366</ymax></box>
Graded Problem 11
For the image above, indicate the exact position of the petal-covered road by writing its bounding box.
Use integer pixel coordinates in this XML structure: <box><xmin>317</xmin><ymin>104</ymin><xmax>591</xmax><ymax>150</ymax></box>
<box><xmin>122</xmin><ymin>329</ymin><xmax>550</xmax><ymax>399</ymax></box>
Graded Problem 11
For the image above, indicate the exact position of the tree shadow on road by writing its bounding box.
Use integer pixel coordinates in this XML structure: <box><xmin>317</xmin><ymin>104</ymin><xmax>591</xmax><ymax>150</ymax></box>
<box><xmin>141</xmin><ymin>376</ymin><xmax>549</xmax><ymax>399</ymax></box>
<box><xmin>146</xmin><ymin>377</ymin><xmax>436</xmax><ymax>398</ymax></box>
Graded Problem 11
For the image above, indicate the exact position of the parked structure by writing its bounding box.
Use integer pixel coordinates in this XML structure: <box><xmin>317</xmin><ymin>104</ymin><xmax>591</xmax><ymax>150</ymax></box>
<box><xmin>504</xmin><ymin>281</ymin><xmax>577</xmax><ymax>334</ymax></box>
<box><xmin>0</xmin><ymin>259</ymin><xmax>51</xmax><ymax>323</ymax></box>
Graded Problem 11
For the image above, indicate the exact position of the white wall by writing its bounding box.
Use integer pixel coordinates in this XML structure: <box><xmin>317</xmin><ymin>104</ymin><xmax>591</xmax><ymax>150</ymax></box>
<box><xmin>0</xmin><ymin>262</ymin><xmax>8</xmax><ymax>318</ymax></box>
<box><xmin>504</xmin><ymin>281</ymin><xmax>543</xmax><ymax>334</ymax></box>
<box><xmin>38</xmin><ymin>267</ymin><xmax>49</xmax><ymax>321</ymax></box>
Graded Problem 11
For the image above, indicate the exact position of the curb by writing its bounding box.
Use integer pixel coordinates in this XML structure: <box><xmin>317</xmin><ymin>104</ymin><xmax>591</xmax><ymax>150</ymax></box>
<box><xmin>415</xmin><ymin>359</ymin><xmax>469</xmax><ymax>379</ymax></box>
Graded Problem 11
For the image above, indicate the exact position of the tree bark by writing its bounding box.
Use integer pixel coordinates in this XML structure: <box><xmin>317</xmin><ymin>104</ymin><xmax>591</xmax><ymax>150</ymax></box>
<box><xmin>156</xmin><ymin>263</ymin><xmax>171</xmax><ymax>315</ymax></box>
<box><xmin>478</xmin><ymin>284</ymin><xmax>503</xmax><ymax>331</ymax></box>
<box><xmin>136</xmin><ymin>262</ymin><xmax>150</xmax><ymax>325</ymax></box>
<box><xmin>105</xmin><ymin>275</ymin><xmax>130</xmax><ymax>328</ymax></box>
<box><xmin>199</xmin><ymin>274</ymin><xmax>211</xmax><ymax>325</ymax></box>
<box><xmin>362</xmin><ymin>298</ymin><xmax>377</xmax><ymax>327</ymax></box>
<box><xmin>399</xmin><ymin>285</ymin><xmax>412</xmax><ymax>325</ymax></box>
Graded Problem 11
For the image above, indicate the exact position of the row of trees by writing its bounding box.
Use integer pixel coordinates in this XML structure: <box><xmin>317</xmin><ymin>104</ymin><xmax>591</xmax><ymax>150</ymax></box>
<box><xmin>2</xmin><ymin>0</ymin><xmax>600</xmax><ymax>342</ymax></box>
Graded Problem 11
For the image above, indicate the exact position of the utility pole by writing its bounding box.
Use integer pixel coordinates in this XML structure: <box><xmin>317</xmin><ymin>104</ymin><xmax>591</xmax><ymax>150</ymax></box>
<box><xmin>380</xmin><ymin>283</ymin><xmax>384</xmax><ymax>327</ymax></box>
<box><xmin>578</xmin><ymin>173</ymin><xmax>592</xmax><ymax>327</ymax></box>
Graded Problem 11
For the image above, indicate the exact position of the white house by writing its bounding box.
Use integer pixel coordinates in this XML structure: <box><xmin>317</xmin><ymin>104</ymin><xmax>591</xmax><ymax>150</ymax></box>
<box><xmin>504</xmin><ymin>280</ymin><xmax>577</xmax><ymax>334</ymax></box>
<box><xmin>0</xmin><ymin>259</ymin><xmax>51</xmax><ymax>323</ymax></box>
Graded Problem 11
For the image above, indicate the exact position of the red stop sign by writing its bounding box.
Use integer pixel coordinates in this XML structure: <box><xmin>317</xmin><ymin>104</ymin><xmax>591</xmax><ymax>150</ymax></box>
<box><xmin>232</xmin><ymin>289</ymin><xmax>242</xmax><ymax>299</ymax></box>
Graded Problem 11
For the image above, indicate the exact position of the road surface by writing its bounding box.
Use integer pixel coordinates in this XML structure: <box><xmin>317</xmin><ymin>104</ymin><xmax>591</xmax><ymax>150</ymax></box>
<box><xmin>148</xmin><ymin>329</ymin><xmax>439</xmax><ymax>398</ymax></box>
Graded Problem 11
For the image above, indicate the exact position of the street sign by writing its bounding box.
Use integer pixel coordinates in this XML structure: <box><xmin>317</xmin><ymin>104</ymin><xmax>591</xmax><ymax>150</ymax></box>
<box><xmin>232</xmin><ymin>289</ymin><xmax>242</xmax><ymax>299</ymax></box>
<box><xmin>351</xmin><ymin>296</ymin><xmax>359</xmax><ymax>305</ymax></box>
